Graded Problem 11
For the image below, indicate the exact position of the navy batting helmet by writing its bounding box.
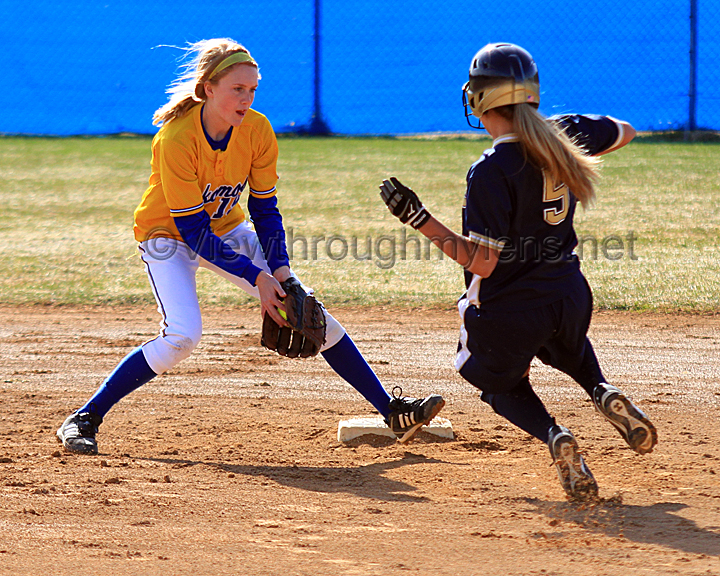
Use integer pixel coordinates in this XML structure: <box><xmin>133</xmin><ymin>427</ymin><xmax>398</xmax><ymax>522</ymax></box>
<box><xmin>462</xmin><ymin>43</ymin><xmax>540</xmax><ymax>128</ymax></box>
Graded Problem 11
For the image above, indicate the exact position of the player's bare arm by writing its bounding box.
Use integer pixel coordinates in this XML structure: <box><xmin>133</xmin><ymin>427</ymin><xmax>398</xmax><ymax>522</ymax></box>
<box><xmin>272</xmin><ymin>265</ymin><xmax>292</xmax><ymax>283</ymax></box>
<box><xmin>378</xmin><ymin>177</ymin><xmax>498</xmax><ymax>278</ymax></box>
<box><xmin>416</xmin><ymin>215</ymin><xmax>499</xmax><ymax>278</ymax></box>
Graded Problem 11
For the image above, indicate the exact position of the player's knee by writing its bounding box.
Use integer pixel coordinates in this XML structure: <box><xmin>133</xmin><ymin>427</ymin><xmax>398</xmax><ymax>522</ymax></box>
<box><xmin>162</xmin><ymin>321</ymin><xmax>202</xmax><ymax>359</ymax></box>
<box><xmin>167</xmin><ymin>324</ymin><xmax>202</xmax><ymax>352</ymax></box>
<box><xmin>320</xmin><ymin>310</ymin><xmax>346</xmax><ymax>351</ymax></box>
<box><xmin>143</xmin><ymin>328</ymin><xmax>201</xmax><ymax>375</ymax></box>
<box><xmin>168</xmin><ymin>333</ymin><xmax>200</xmax><ymax>353</ymax></box>
<box><xmin>156</xmin><ymin>334</ymin><xmax>198</xmax><ymax>369</ymax></box>
<box><xmin>479</xmin><ymin>390</ymin><xmax>494</xmax><ymax>407</ymax></box>
<box><xmin>459</xmin><ymin>358</ymin><xmax>515</xmax><ymax>395</ymax></box>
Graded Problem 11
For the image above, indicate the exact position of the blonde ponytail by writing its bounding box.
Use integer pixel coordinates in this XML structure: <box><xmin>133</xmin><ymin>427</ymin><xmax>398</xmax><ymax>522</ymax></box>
<box><xmin>500</xmin><ymin>104</ymin><xmax>602</xmax><ymax>208</ymax></box>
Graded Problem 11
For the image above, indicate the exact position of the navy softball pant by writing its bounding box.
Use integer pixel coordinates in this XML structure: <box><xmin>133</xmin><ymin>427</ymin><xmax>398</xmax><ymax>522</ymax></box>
<box><xmin>455</xmin><ymin>274</ymin><xmax>605</xmax><ymax>442</ymax></box>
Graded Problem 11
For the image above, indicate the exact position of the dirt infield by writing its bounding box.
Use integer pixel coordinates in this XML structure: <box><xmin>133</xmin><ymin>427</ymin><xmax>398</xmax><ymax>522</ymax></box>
<box><xmin>0</xmin><ymin>304</ymin><xmax>719</xmax><ymax>576</ymax></box>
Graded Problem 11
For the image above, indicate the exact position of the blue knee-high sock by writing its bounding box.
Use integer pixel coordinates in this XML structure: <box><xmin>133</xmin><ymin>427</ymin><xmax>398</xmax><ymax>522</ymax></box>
<box><xmin>321</xmin><ymin>334</ymin><xmax>392</xmax><ymax>417</ymax></box>
<box><xmin>480</xmin><ymin>377</ymin><xmax>555</xmax><ymax>443</ymax></box>
<box><xmin>79</xmin><ymin>346</ymin><xmax>158</xmax><ymax>418</ymax></box>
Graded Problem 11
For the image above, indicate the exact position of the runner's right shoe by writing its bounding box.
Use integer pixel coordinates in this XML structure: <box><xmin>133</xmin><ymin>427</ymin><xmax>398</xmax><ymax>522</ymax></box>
<box><xmin>56</xmin><ymin>410</ymin><xmax>103</xmax><ymax>455</ymax></box>
<box><xmin>548</xmin><ymin>425</ymin><xmax>598</xmax><ymax>501</ymax></box>
<box><xmin>592</xmin><ymin>383</ymin><xmax>658</xmax><ymax>455</ymax></box>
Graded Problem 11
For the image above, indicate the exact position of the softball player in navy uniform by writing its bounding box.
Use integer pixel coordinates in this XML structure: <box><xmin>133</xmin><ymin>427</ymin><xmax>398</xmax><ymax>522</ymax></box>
<box><xmin>57</xmin><ymin>38</ymin><xmax>443</xmax><ymax>454</ymax></box>
<box><xmin>380</xmin><ymin>42</ymin><xmax>657</xmax><ymax>500</ymax></box>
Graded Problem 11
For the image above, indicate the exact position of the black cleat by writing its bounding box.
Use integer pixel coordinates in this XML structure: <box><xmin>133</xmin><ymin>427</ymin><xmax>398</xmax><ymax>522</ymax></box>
<box><xmin>593</xmin><ymin>383</ymin><xmax>658</xmax><ymax>455</ymax></box>
<box><xmin>548</xmin><ymin>425</ymin><xmax>598</xmax><ymax>501</ymax></box>
<box><xmin>56</xmin><ymin>410</ymin><xmax>103</xmax><ymax>455</ymax></box>
<box><xmin>386</xmin><ymin>386</ymin><xmax>445</xmax><ymax>444</ymax></box>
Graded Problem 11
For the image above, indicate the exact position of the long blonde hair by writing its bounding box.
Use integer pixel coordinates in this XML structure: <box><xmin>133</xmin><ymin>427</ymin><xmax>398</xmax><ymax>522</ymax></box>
<box><xmin>496</xmin><ymin>104</ymin><xmax>601</xmax><ymax>208</ymax></box>
<box><xmin>153</xmin><ymin>38</ymin><xmax>258</xmax><ymax>127</ymax></box>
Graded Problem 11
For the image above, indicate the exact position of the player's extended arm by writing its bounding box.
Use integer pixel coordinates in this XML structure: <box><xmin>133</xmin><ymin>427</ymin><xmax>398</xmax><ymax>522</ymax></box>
<box><xmin>556</xmin><ymin>114</ymin><xmax>636</xmax><ymax>157</ymax></box>
<box><xmin>379</xmin><ymin>177</ymin><xmax>499</xmax><ymax>278</ymax></box>
<box><xmin>174</xmin><ymin>211</ymin><xmax>263</xmax><ymax>282</ymax></box>
<box><xmin>174</xmin><ymin>211</ymin><xmax>288</xmax><ymax>325</ymax></box>
<box><xmin>418</xmin><ymin>215</ymin><xmax>499</xmax><ymax>277</ymax></box>
<box><xmin>247</xmin><ymin>195</ymin><xmax>290</xmax><ymax>273</ymax></box>
<box><xmin>596</xmin><ymin>118</ymin><xmax>636</xmax><ymax>156</ymax></box>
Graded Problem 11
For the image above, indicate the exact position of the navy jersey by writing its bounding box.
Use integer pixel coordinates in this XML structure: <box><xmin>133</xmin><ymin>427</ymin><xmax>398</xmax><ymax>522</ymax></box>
<box><xmin>462</xmin><ymin>114</ymin><xmax>623</xmax><ymax>310</ymax></box>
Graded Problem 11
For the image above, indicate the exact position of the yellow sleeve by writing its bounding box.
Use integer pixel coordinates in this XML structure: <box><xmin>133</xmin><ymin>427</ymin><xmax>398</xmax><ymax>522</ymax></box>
<box><xmin>155</xmin><ymin>132</ymin><xmax>205</xmax><ymax>217</ymax></box>
<box><xmin>248</xmin><ymin>118</ymin><xmax>279</xmax><ymax>198</ymax></box>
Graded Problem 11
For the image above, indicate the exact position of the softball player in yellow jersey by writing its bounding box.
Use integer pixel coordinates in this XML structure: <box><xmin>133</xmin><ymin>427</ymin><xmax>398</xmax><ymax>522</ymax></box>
<box><xmin>57</xmin><ymin>38</ymin><xmax>444</xmax><ymax>454</ymax></box>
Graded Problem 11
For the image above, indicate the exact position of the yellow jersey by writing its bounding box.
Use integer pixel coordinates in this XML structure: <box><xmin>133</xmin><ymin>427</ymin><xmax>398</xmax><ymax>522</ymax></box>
<box><xmin>134</xmin><ymin>103</ymin><xmax>279</xmax><ymax>242</ymax></box>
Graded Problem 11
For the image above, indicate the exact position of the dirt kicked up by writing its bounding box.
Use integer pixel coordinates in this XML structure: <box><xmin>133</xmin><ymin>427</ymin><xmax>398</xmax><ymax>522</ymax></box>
<box><xmin>0</xmin><ymin>304</ymin><xmax>719</xmax><ymax>576</ymax></box>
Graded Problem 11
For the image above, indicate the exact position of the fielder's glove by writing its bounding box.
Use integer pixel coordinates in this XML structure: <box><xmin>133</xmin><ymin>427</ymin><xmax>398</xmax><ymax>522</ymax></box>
<box><xmin>379</xmin><ymin>177</ymin><xmax>431</xmax><ymax>230</ymax></box>
<box><xmin>261</xmin><ymin>277</ymin><xmax>327</xmax><ymax>358</ymax></box>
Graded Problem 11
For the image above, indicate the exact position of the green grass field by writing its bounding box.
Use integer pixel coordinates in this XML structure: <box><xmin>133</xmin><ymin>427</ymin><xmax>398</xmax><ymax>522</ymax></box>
<box><xmin>1</xmin><ymin>135</ymin><xmax>718</xmax><ymax>311</ymax></box>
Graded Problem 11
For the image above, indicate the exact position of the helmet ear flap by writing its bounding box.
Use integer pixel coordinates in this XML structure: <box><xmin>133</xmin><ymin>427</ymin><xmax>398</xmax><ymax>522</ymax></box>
<box><xmin>470</xmin><ymin>92</ymin><xmax>483</xmax><ymax>110</ymax></box>
<box><xmin>462</xmin><ymin>82</ymin><xmax>483</xmax><ymax>129</ymax></box>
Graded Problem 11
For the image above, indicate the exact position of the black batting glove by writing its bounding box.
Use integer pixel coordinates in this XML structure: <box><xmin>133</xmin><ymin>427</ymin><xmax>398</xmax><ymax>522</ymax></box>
<box><xmin>379</xmin><ymin>177</ymin><xmax>431</xmax><ymax>230</ymax></box>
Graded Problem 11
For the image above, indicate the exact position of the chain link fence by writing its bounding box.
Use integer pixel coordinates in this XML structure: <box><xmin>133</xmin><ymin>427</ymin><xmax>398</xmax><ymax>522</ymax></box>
<box><xmin>1</xmin><ymin>0</ymin><xmax>718</xmax><ymax>136</ymax></box>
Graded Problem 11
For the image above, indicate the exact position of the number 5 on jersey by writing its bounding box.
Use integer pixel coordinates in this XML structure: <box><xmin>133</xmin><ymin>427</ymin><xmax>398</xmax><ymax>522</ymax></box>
<box><xmin>543</xmin><ymin>177</ymin><xmax>570</xmax><ymax>225</ymax></box>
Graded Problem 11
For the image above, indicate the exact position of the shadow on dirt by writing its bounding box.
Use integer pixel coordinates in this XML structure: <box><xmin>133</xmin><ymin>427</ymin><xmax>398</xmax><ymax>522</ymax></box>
<box><xmin>146</xmin><ymin>451</ymin><xmax>455</xmax><ymax>503</ymax></box>
<box><xmin>524</xmin><ymin>497</ymin><xmax>720</xmax><ymax>556</ymax></box>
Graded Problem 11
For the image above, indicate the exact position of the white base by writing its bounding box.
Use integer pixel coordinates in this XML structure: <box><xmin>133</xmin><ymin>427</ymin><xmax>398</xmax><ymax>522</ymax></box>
<box><xmin>337</xmin><ymin>416</ymin><xmax>454</xmax><ymax>442</ymax></box>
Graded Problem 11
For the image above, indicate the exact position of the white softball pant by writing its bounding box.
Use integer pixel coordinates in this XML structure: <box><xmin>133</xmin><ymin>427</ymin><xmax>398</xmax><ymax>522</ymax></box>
<box><xmin>138</xmin><ymin>221</ymin><xmax>346</xmax><ymax>375</ymax></box>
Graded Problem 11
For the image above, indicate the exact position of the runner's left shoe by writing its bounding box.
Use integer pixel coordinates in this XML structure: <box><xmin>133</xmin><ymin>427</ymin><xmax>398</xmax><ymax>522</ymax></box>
<box><xmin>548</xmin><ymin>424</ymin><xmax>598</xmax><ymax>501</ymax></box>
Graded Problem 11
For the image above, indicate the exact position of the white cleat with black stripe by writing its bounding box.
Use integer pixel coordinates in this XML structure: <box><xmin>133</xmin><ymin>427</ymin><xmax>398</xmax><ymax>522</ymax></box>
<box><xmin>386</xmin><ymin>386</ymin><xmax>445</xmax><ymax>444</ymax></box>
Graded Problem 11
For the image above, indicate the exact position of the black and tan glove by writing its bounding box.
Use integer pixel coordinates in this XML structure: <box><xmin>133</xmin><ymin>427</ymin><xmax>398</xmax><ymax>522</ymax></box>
<box><xmin>261</xmin><ymin>278</ymin><xmax>327</xmax><ymax>358</ymax></box>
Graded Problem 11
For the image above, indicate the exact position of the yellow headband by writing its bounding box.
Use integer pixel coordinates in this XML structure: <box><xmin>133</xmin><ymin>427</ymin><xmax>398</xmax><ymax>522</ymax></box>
<box><xmin>208</xmin><ymin>52</ymin><xmax>257</xmax><ymax>80</ymax></box>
